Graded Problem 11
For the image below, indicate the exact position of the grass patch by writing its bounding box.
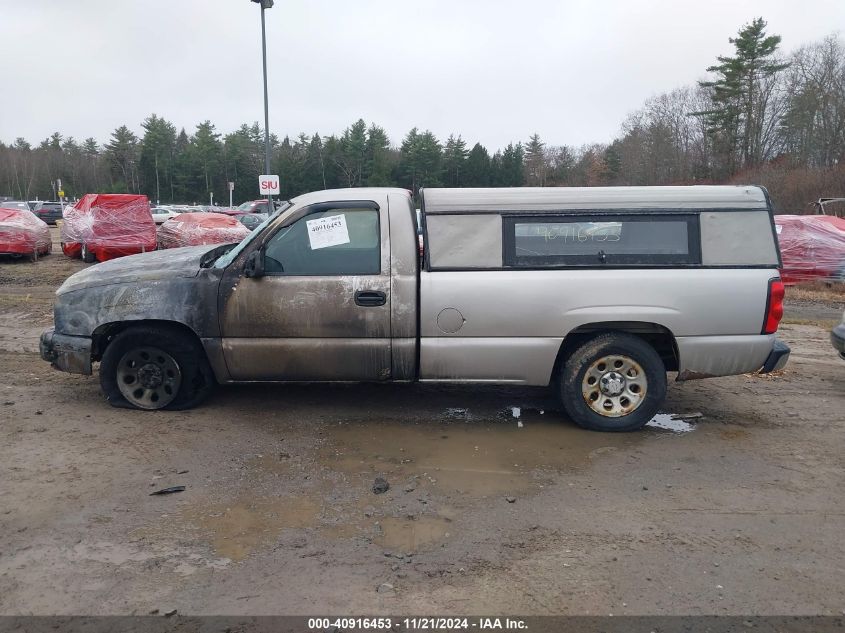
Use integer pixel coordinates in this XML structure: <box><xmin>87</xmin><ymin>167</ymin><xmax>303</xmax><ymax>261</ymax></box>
<box><xmin>786</xmin><ymin>281</ymin><xmax>845</xmax><ymax>304</ymax></box>
<box><xmin>781</xmin><ymin>317</ymin><xmax>839</xmax><ymax>329</ymax></box>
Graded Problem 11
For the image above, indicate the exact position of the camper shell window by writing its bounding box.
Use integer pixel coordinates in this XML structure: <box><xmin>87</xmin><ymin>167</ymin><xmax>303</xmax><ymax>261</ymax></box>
<box><xmin>503</xmin><ymin>214</ymin><xmax>701</xmax><ymax>267</ymax></box>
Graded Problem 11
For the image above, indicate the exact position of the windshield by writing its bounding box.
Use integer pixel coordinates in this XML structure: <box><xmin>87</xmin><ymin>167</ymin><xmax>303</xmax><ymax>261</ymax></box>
<box><xmin>213</xmin><ymin>201</ymin><xmax>291</xmax><ymax>269</ymax></box>
<box><xmin>236</xmin><ymin>201</ymin><xmax>253</xmax><ymax>211</ymax></box>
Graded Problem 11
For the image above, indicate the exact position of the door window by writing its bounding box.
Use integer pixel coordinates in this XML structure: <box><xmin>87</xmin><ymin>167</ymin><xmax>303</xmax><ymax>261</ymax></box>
<box><xmin>263</xmin><ymin>208</ymin><xmax>380</xmax><ymax>275</ymax></box>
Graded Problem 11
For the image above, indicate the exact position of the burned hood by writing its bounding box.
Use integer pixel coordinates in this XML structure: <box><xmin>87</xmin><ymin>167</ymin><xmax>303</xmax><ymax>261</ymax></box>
<box><xmin>57</xmin><ymin>245</ymin><xmax>219</xmax><ymax>295</ymax></box>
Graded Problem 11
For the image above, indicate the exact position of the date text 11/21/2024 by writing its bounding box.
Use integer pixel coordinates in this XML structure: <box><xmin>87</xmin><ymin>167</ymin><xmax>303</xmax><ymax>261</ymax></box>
<box><xmin>306</xmin><ymin>617</ymin><xmax>527</xmax><ymax>630</ymax></box>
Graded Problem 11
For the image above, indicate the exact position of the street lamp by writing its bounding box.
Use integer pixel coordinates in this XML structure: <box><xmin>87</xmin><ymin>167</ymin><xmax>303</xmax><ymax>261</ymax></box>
<box><xmin>250</xmin><ymin>0</ymin><xmax>274</xmax><ymax>208</ymax></box>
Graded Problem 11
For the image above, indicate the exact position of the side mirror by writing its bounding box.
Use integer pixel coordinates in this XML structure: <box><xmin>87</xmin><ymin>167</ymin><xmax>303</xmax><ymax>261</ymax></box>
<box><xmin>244</xmin><ymin>250</ymin><xmax>265</xmax><ymax>278</ymax></box>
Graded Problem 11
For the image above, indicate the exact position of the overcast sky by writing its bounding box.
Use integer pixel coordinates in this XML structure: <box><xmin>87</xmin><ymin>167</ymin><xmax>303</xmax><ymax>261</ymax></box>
<box><xmin>1</xmin><ymin>0</ymin><xmax>843</xmax><ymax>151</ymax></box>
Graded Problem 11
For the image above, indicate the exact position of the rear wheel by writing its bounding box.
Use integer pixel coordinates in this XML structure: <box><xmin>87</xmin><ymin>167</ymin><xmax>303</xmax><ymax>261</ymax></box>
<box><xmin>100</xmin><ymin>326</ymin><xmax>215</xmax><ymax>410</ymax></box>
<box><xmin>559</xmin><ymin>333</ymin><xmax>666</xmax><ymax>432</ymax></box>
<box><xmin>81</xmin><ymin>243</ymin><xmax>95</xmax><ymax>263</ymax></box>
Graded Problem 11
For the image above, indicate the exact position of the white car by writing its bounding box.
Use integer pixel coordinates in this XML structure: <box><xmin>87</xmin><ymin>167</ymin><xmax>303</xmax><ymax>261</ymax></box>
<box><xmin>150</xmin><ymin>207</ymin><xmax>178</xmax><ymax>225</ymax></box>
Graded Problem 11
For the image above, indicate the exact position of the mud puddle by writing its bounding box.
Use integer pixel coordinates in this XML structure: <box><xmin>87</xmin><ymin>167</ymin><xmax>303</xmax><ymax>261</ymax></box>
<box><xmin>178</xmin><ymin>496</ymin><xmax>320</xmax><ymax>562</ymax></box>
<box><xmin>149</xmin><ymin>410</ymin><xmax>697</xmax><ymax>561</ymax></box>
<box><xmin>375</xmin><ymin>516</ymin><xmax>454</xmax><ymax>551</ymax></box>
<box><xmin>319</xmin><ymin>415</ymin><xmax>638</xmax><ymax>497</ymax></box>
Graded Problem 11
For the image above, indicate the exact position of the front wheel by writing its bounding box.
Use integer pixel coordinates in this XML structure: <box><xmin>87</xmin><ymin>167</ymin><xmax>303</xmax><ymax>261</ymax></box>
<box><xmin>559</xmin><ymin>333</ymin><xmax>666</xmax><ymax>432</ymax></box>
<box><xmin>100</xmin><ymin>326</ymin><xmax>215</xmax><ymax>410</ymax></box>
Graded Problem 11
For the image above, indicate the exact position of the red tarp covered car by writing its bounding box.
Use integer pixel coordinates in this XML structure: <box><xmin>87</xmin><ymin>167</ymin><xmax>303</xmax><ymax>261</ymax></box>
<box><xmin>0</xmin><ymin>207</ymin><xmax>52</xmax><ymax>260</ymax></box>
<box><xmin>775</xmin><ymin>215</ymin><xmax>845</xmax><ymax>283</ymax></box>
<box><xmin>157</xmin><ymin>212</ymin><xmax>251</xmax><ymax>249</ymax></box>
<box><xmin>61</xmin><ymin>194</ymin><xmax>156</xmax><ymax>262</ymax></box>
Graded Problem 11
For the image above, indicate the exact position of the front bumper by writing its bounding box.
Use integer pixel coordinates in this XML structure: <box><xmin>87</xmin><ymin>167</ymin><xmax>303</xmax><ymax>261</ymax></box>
<box><xmin>760</xmin><ymin>339</ymin><xmax>791</xmax><ymax>374</ymax></box>
<box><xmin>832</xmin><ymin>323</ymin><xmax>845</xmax><ymax>360</ymax></box>
<box><xmin>39</xmin><ymin>327</ymin><xmax>93</xmax><ymax>375</ymax></box>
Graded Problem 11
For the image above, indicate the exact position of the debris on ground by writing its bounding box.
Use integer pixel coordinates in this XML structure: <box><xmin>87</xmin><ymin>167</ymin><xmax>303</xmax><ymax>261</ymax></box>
<box><xmin>372</xmin><ymin>477</ymin><xmax>390</xmax><ymax>494</ymax></box>
<box><xmin>163</xmin><ymin>609</ymin><xmax>177</xmax><ymax>617</ymax></box>
<box><xmin>376</xmin><ymin>582</ymin><xmax>394</xmax><ymax>594</ymax></box>
<box><xmin>149</xmin><ymin>485</ymin><xmax>186</xmax><ymax>496</ymax></box>
<box><xmin>505</xmin><ymin>496</ymin><xmax>516</xmax><ymax>503</ymax></box>
<box><xmin>645</xmin><ymin>413</ymin><xmax>698</xmax><ymax>433</ymax></box>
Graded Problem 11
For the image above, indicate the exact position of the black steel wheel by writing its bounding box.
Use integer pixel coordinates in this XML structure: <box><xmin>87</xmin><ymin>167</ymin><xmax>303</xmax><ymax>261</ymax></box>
<box><xmin>100</xmin><ymin>326</ymin><xmax>215</xmax><ymax>411</ymax></box>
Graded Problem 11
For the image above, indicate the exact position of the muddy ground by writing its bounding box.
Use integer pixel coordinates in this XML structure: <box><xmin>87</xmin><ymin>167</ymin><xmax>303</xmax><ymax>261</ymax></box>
<box><xmin>0</xmin><ymin>230</ymin><xmax>843</xmax><ymax>616</ymax></box>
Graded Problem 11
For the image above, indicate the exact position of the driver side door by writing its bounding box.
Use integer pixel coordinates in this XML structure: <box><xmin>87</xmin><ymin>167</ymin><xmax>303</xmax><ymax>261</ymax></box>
<box><xmin>219</xmin><ymin>201</ymin><xmax>392</xmax><ymax>381</ymax></box>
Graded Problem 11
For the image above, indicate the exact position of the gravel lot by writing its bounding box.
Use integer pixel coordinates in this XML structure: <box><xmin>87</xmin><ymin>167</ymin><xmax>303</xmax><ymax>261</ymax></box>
<box><xmin>1</xmin><ymin>230</ymin><xmax>843</xmax><ymax>616</ymax></box>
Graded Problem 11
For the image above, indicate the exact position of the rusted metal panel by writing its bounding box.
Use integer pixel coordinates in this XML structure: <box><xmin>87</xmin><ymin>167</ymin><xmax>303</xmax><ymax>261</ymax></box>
<box><xmin>53</xmin><ymin>247</ymin><xmax>224</xmax><ymax>340</ymax></box>
<box><xmin>218</xmin><ymin>193</ymin><xmax>394</xmax><ymax>381</ymax></box>
<box><xmin>39</xmin><ymin>328</ymin><xmax>92</xmax><ymax>375</ymax></box>
<box><xmin>221</xmin><ymin>338</ymin><xmax>392</xmax><ymax>381</ymax></box>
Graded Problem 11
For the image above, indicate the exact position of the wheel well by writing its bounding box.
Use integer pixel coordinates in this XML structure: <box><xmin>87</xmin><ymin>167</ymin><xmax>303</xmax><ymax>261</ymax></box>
<box><xmin>551</xmin><ymin>321</ymin><xmax>679</xmax><ymax>382</ymax></box>
<box><xmin>91</xmin><ymin>320</ymin><xmax>204</xmax><ymax>361</ymax></box>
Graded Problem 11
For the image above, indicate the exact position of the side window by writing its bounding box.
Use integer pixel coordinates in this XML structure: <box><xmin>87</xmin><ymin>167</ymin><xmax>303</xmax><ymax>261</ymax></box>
<box><xmin>263</xmin><ymin>208</ymin><xmax>380</xmax><ymax>275</ymax></box>
<box><xmin>504</xmin><ymin>215</ymin><xmax>700</xmax><ymax>266</ymax></box>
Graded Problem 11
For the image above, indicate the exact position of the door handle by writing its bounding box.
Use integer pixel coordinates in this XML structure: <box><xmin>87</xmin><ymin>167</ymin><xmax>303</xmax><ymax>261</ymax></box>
<box><xmin>354</xmin><ymin>290</ymin><xmax>386</xmax><ymax>307</ymax></box>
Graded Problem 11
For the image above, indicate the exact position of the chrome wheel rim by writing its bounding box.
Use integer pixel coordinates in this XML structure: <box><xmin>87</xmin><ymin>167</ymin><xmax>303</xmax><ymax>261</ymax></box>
<box><xmin>582</xmin><ymin>354</ymin><xmax>647</xmax><ymax>418</ymax></box>
<box><xmin>116</xmin><ymin>347</ymin><xmax>181</xmax><ymax>410</ymax></box>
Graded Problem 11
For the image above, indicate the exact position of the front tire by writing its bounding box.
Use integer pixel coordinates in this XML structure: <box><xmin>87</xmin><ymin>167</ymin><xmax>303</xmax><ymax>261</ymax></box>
<box><xmin>100</xmin><ymin>326</ymin><xmax>215</xmax><ymax>411</ymax></box>
<box><xmin>559</xmin><ymin>333</ymin><xmax>666</xmax><ymax>432</ymax></box>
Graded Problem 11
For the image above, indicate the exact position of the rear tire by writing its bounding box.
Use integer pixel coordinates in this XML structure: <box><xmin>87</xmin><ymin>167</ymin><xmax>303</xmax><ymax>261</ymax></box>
<box><xmin>559</xmin><ymin>333</ymin><xmax>666</xmax><ymax>432</ymax></box>
<box><xmin>99</xmin><ymin>326</ymin><xmax>215</xmax><ymax>411</ymax></box>
<box><xmin>81</xmin><ymin>243</ymin><xmax>95</xmax><ymax>263</ymax></box>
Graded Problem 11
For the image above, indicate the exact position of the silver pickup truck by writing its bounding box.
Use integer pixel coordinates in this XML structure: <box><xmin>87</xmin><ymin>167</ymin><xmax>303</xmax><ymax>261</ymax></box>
<box><xmin>40</xmin><ymin>185</ymin><xmax>789</xmax><ymax>431</ymax></box>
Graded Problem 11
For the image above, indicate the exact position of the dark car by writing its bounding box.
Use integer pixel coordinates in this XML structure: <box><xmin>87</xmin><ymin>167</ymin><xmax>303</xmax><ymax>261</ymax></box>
<box><xmin>236</xmin><ymin>199</ymin><xmax>276</xmax><ymax>215</ymax></box>
<box><xmin>235</xmin><ymin>213</ymin><xmax>266</xmax><ymax>230</ymax></box>
<box><xmin>30</xmin><ymin>201</ymin><xmax>64</xmax><ymax>225</ymax></box>
<box><xmin>214</xmin><ymin>207</ymin><xmax>267</xmax><ymax>231</ymax></box>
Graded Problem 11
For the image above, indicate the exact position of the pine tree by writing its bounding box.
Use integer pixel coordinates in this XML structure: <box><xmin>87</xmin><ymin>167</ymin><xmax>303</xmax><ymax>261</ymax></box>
<box><xmin>523</xmin><ymin>133</ymin><xmax>547</xmax><ymax>186</ymax></box>
<box><xmin>442</xmin><ymin>134</ymin><xmax>468</xmax><ymax>186</ymax></box>
<box><xmin>105</xmin><ymin>125</ymin><xmax>139</xmax><ymax>192</ymax></box>
<box><xmin>140</xmin><ymin>114</ymin><xmax>177</xmax><ymax>203</ymax></box>
<box><xmin>696</xmin><ymin>18</ymin><xmax>790</xmax><ymax>171</ymax></box>
<box><xmin>464</xmin><ymin>143</ymin><xmax>492</xmax><ymax>187</ymax></box>
<box><xmin>365</xmin><ymin>124</ymin><xmax>392</xmax><ymax>186</ymax></box>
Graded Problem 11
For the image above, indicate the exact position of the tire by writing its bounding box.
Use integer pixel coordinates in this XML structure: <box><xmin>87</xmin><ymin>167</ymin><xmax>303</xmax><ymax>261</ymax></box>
<box><xmin>81</xmin><ymin>243</ymin><xmax>95</xmax><ymax>263</ymax></box>
<box><xmin>99</xmin><ymin>326</ymin><xmax>215</xmax><ymax>411</ymax></box>
<box><xmin>559</xmin><ymin>333</ymin><xmax>666</xmax><ymax>432</ymax></box>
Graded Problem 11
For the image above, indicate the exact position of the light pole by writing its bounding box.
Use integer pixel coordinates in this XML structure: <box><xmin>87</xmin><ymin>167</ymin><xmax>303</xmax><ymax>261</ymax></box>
<box><xmin>250</xmin><ymin>0</ymin><xmax>274</xmax><ymax>210</ymax></box>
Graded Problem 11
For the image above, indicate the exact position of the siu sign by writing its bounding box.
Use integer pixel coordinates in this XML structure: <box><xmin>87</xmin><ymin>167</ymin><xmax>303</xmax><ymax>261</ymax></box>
<box><xmin>259</xmin><ymin>175</ymin><xmax>280</xmax><ymax>195</ymax></box>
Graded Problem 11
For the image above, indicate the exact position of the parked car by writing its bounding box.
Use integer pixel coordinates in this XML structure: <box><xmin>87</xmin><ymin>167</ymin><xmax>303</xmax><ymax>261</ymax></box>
<box><xmin>832</xmin><ymin>311</ymin><xmax>845</xmax><ymax>360</ymax></box>
<box><xmin>0</xmin><ymin>206</ymin><xmax>52</xmax><ymax>260</ymax></box>
<box><xmin>28</xmin><ymin>201</ymin><xmax>64</xmax><ymax>225</ymax></box>
<box><xmin>61</xmin><ymin>194</ymin><xmax>157</xmax><ymax>263</ymax></box>
<box><xmin>236</xmin><ymin>199</ymin><xmax>275</xmax><ymax>215</ymax></box>
<box><xmin>212</xmin><ymin>208</ymin><xmax>267</xmax><ymax>231</ymax></box>
<box><xmin>157</xmin><ymin>212</ymin><xmax>251</xmax><ymax>249</ymax></box>
<box><xmin>151</xmin><ymin>207</ymin><xmax>178</xmax><ymax>225</ymax></box>
<box><xmin>40</xmin><ymin>185</ymin><xmax>789</xmax><ymax>431</ymax></box>
<box><xmin>1</xmin><ymin>200</ymin><xmax>33</xmax><ymax>214</ymax></box>
<box><xmin>234</xmin><ymin>213</ymin><xmax>266</xmax><ymax>230</ymax></box>
<box><xmin>774</xmin><ymin>215</ymin><xmax>845</xmax><ymax>283</ymax></box>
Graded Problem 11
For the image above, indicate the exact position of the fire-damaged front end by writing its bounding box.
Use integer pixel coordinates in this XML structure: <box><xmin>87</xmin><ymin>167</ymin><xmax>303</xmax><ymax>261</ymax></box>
<box><xmin>40</xmin><ymin>244</ymin><xmax>230</xmax><ymax>375</ymax></box>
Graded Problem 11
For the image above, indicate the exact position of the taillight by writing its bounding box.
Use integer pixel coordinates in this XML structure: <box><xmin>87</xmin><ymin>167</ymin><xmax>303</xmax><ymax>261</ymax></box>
<box><xmin>762</xmin><ymin>278</ymin><xmax>784</xmax><ymax>334</ymax></box>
